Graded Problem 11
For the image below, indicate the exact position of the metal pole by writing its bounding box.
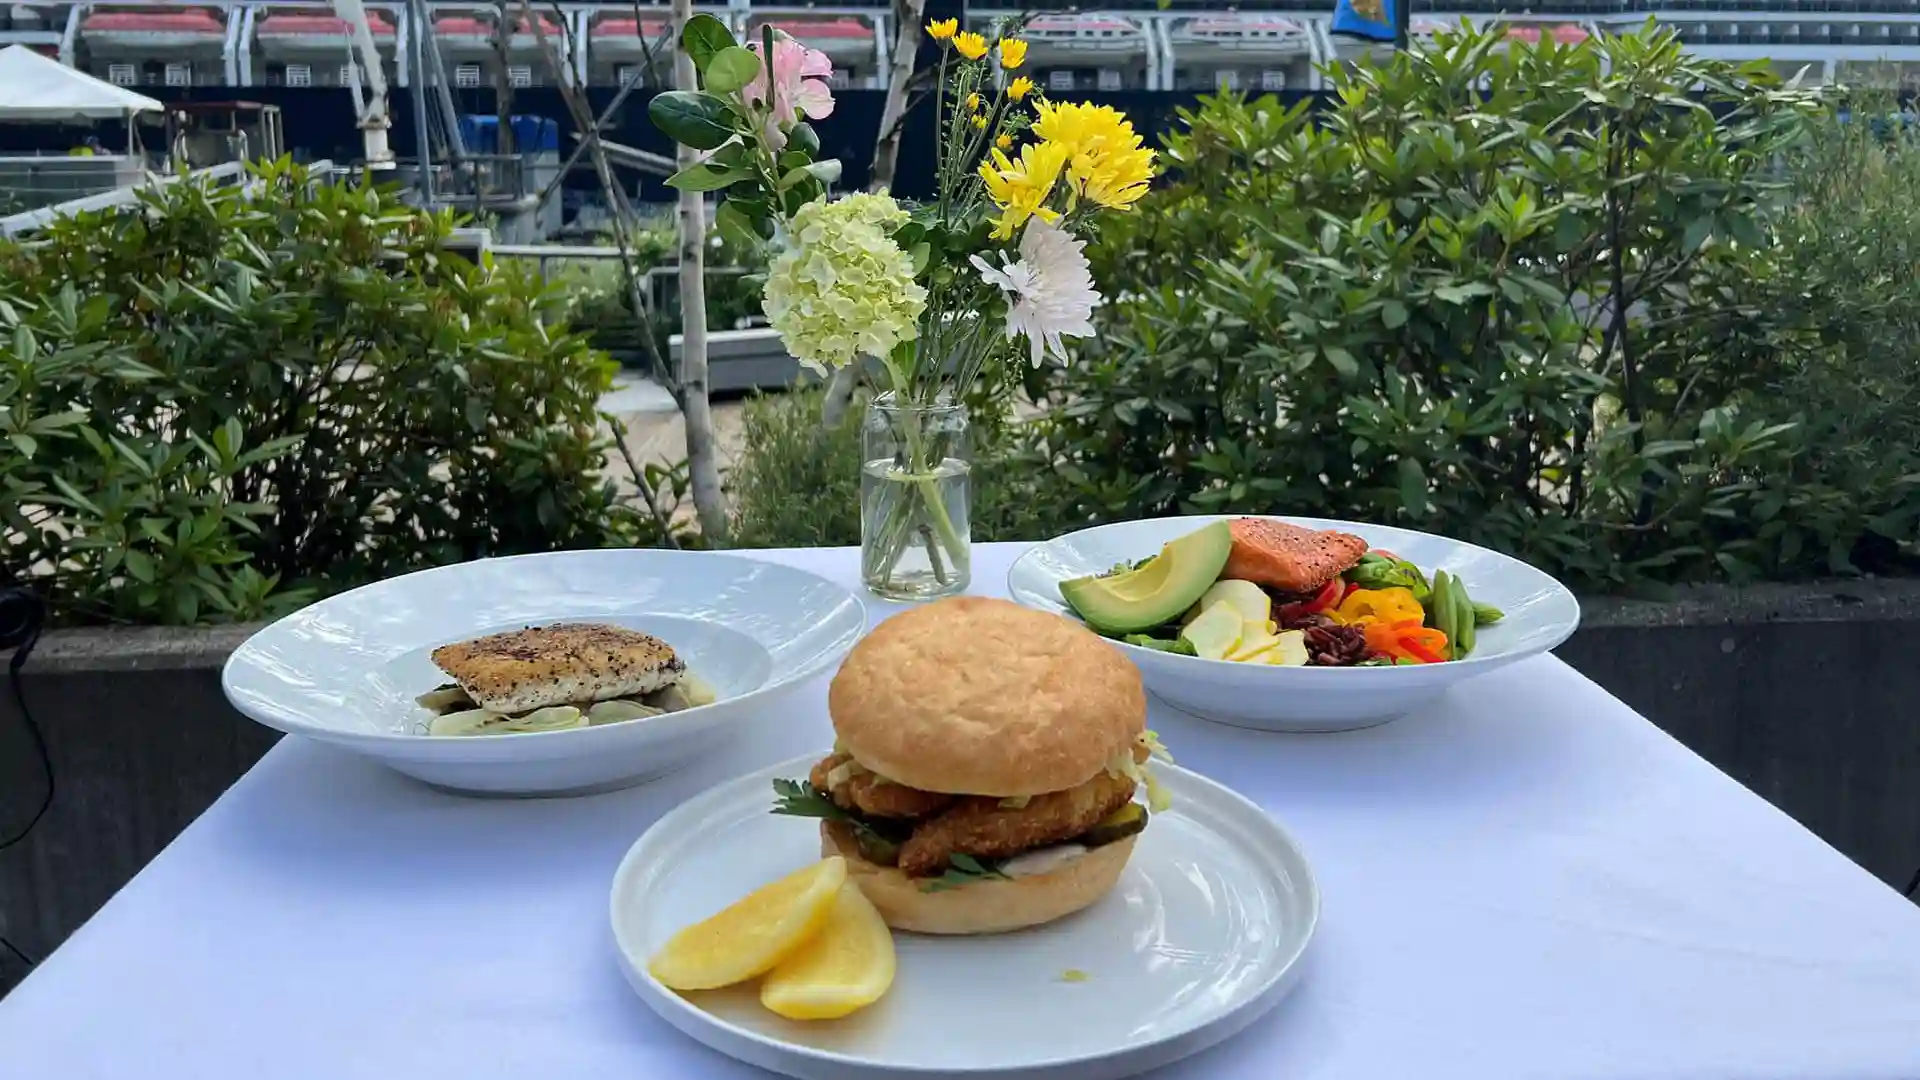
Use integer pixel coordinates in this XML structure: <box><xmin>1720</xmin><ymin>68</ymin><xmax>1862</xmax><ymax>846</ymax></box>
<box><xmin>408</xmin><ymin>0</ymin><xmax>436</xmax><ymax>202</ymax></box>
<box><xmin>1395</xmin><ymin>0</ymin><xmax>1411</xmax><ymax>51</ymax></box>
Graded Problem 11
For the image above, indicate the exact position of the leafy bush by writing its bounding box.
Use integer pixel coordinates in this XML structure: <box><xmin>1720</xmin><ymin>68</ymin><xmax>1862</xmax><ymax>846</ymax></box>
<box><xmin>1018</xmin><ymin>26</ymin><xmax>1920</xmax><ymax>588</ymax></box>
<box><xmin>727</xmin><ymin>383</ymin><xmax>1057</xmax><ymax>549</ymax></box>
<box><xmin>0</xmin><ymin>160</ymin><xmax>651</xmax><ymax>625</ymax></box>
<box><xmin>546</xmin><ymin>221</ymin><xmax>772</xmax><ymax>358</ymax></box>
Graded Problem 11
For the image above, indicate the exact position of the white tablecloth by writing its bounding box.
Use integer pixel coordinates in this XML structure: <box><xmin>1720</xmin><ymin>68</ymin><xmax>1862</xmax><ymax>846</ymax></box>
<box><xmin>4</xmin><ymin>543</ymin><xmax>1918</xmax><ymax>1079</ymax></box>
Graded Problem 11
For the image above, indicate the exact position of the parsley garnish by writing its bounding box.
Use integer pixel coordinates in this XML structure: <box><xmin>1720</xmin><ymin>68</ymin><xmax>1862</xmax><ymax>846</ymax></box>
<box><xmin>771</xmin><ymin>778</ymin><xmax>855</xmax><ymax>824</ymax></box>
<box><xmin>921</xmin><ymin>853</ymin><xmax>1012</xmax><ymax>893</ymax></box>
<box><xmin>771</xmin><ymin>778</ymin><xmax>909</xmax><ymax>864</ymax></box>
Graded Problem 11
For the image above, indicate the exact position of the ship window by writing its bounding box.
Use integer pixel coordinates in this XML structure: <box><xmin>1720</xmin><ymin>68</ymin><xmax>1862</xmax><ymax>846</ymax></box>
<box><xmin>1048</xmin><ymin>69</ymin><xmax>1075</xmax><ymax>91</ymax></box>
<box><xmin>455</xmin><ymin>63</ymin><xmax>482</xmax><ymax>88</ymax></box>
<box><xmin>1261</xmin><ymin>69</ymin><xmax>1287</xmax><ymax>91</ymax></box>
<box><xmin>508</xmin><ymin>64</ymin><xmax>533</xmax><ymax>88</ymax></box>
<box><xmin>617</xmin><ymin>65</ymin><xmax>642</xmax><ymax>87</ymax></box>
<box><xmin>1216</xmin><ymin>69</ymin><xmax>1240</xmax><ymax>91</ymax></box>
<box><xmin>828</xmin><ymin>69</ymin><xmax>850</xmax><ymax>89</ymax></box>
<box><xmin>164</xmin><ymin>62</ymin><xmax>191</xmax><ymax>87</ymax></box>
<box><xmin>1097</xmin><ymin>68</ymin><xmax>1122</xmax><ymax>91</ymax></box>
<box><xmin>107</xmin><ymin>63</ymin><xmax>136</xmax><ymax>87</ymax></box>
<box><xmin>286</xmin><ymin>64</ymin><xmax>312</xmax><ymax>88</ymax></box>
<box><xmin>338</xmin><ymin>64</ymin><xmax>354</xmax><ymax>85</ymax></box>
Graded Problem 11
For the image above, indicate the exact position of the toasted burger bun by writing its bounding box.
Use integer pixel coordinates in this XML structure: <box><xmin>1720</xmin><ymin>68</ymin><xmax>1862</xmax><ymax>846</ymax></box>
<box><xmin>828</xmin><ymin>596</ymin><xmax>1146</xmax><ymax>798</ymax></box>
<box><xmin>823</xmin><ymin>822</ymin><xmax>1138</xmax><ymax>935</ymax></box>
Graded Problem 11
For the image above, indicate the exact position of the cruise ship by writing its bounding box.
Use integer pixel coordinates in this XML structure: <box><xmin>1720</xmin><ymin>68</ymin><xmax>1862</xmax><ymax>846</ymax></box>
<box><xmin>0</xmin><ymin>1</ymin><xmax>1914</xmax><ymax>95</ymax></box>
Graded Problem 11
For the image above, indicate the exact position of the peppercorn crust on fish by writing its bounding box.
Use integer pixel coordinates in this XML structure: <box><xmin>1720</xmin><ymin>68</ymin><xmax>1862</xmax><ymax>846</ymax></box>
<box><xmin>429</xmin><ymin>623</ymin><xmax>686</xmax><ymax>714</ymax></box>
<box><xmin>1221</xmin><ymin>517</ymin><xmax>1369</xmax><ymax>595</ymax></box>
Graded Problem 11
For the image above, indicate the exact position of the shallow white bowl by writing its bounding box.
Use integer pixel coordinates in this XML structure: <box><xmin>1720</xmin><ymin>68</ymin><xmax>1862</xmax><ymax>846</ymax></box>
<box><xmin>1007</xmin><ymin>515</ymin><xmax>1580</xmax><ymax>732</ymax></box>
<box><xmin>222</xmin><ymin>550</ymin><xmax>866</xmax><ymax>797</ymax></box>
<box><xmin>610</xmin><ymin>753</ymin><xmax>1318</xmax><ymax>1080</ymax></box>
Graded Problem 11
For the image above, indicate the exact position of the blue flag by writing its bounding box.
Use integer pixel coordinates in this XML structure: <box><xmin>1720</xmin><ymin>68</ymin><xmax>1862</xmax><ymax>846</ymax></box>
<box><xmin>1330</xmin><ymin>0</ymin><xmax>1399</xmax><ymax>44</ymax></box>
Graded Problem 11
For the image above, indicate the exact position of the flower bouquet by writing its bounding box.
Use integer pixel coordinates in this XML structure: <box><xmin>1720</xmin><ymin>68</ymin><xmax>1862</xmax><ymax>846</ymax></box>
<box><xmin>649</xmin><ymin>15</ymin><xmax>1156</xmax><ymax>599</ymax></box>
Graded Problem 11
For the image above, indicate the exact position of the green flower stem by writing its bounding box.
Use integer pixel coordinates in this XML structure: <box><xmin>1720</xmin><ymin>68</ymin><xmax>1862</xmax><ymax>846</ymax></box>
<box><xmin>866</xmin><ymin>366</ymin><xmax>969</xmax><ymax>593</ymax></box>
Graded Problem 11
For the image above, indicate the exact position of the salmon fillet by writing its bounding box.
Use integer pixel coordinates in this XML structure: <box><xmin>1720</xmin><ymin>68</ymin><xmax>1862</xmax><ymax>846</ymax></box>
<box><xmin>430</xmin><ymin>623</ymin><xmax>685</xmax><ymax>714</ymax></box>
<box><xmin>1221</xmin><ymin>518</ymin><xmax>1369</xmax><ymax>594</ymax></box>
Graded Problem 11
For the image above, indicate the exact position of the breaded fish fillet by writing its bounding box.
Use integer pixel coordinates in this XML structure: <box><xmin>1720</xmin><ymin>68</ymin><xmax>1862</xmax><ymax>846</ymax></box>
<box><xmin>1221</xmin><ymin>517</ymin><xmax>1369</xmax><ymax>594</ymax></box>
<box><xmin>812</xmin><ymin>753</ymin><xmax>957</xmax><ymax>820</ymax></box>
<box><xmin>897</xmin><ymin>769</ymin><xmax>1140</xmax><ymax>877</ymax></box>
<box><xmin>430</xmin><ymin>623</ymin><xmax>684</xmax><ymax>714</ymax></box>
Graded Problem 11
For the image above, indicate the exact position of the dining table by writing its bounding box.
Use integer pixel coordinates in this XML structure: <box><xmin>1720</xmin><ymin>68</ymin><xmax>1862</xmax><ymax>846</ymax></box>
<box><xmin>2</xmin><ymin>542</ymin><xmax>1918</xmax><ymax>1079</ymax></box>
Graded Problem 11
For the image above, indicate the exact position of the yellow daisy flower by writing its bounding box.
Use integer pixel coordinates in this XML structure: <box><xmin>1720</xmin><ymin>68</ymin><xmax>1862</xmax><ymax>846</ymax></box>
<box><xmin>1006</xmin><ymin>76</ymin><xmax>1034</xmax><ymax>102</ymax></box>
<box><xmin>966</xmin><ymin>93</ymin><xmax>982</xmax><ymax>111</ymax></box>
<box><xmin>972</xmin><ymin>115</ymin><xmax>988</xmax><ymax>129</ymax></box>
<box><xmin>998</xmin><ymin>38</ymin><xmax>1029</xmax><ymax>70</ymax></box>
<box><xmin>926</xmin><ymin>18</ymin><xmax>957</xmax><ymax>40</ymax></box>
<box><xmin>1032</xmin><ymin>100</ymin><xmax>1157</xmax><ymax>210</ymax></box>
<box><xmin>977</xmin><ymin>140</ymin><xmax>1070</xmax><ymax>240</ymax></box>
<box><xmin>996</xmin><ymin>134</ymin><xmax>1014</xmax><ymax>150</ymax></box>
<box><xmin>954</xmin><ymin>31</ymin><xmax>989</xmax><ymax>60</ymax></box>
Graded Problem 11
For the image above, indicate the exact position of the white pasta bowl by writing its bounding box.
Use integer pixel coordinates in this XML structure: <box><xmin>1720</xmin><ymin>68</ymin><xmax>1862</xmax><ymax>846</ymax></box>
<box><xmin>1007</xmin><ymin>516</ymin><xmax>1580</xmax><ymax>732</ymax></box>
<box><xmin>223</xmin><ymin>549</ymin><xmax>866</xmax><ymax>796</ymax></box>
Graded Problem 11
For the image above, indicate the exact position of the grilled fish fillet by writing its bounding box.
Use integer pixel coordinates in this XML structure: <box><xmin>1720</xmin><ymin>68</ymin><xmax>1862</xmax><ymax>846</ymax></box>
<box><xmin>429</xmin><ymin>623</ymin><xmax>684</xmax><ymax>714</ymax></box>
<box><xmin>1221</xmin><ymin>517</ymin><xmax>1369</xmax><ymax>594</ymax></box>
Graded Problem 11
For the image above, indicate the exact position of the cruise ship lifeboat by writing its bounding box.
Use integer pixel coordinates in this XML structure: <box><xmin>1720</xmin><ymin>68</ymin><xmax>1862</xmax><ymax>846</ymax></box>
<box><xmin>256</xmin><ymin>10</ymin><xmax>395</xmax><ymax>60</ymax></box>
<box><xmin>589</xmin><ymin>14</ymin><xmax>669</xmax><ymax>64</ymax></box>
<box><xmin>1169</xmin><ymin>16</ymin><xmax>1313</xmax><ymax>63</ymax></box>
<box><xmin>434</xmin><ymin>12</ymin><xmax>564</xmax><ymax>59</ymax></box>
<box><xmin>748</xmin><ymin>17</ymin><xmax>875</xmax><ymax>69</ymax></box>
<box><xmin>1022</xmin><ymin>14</ymin><xmax>1148</xmax><ymax>65</ymax></box>
<box><xmin>81</xmin><ymin>7</ymin><xmax>226</xmax><ymax>57</ymax></box>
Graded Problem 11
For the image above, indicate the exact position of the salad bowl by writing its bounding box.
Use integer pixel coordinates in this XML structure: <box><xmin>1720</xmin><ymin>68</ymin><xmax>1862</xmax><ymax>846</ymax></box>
<box><xmin>1007</xmin><ymin>516</ymin><xmax>1580</xmax><ymax>732</ymax></box>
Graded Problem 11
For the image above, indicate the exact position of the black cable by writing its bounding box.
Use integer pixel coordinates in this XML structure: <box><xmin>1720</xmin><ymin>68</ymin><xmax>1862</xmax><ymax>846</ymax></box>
<box><xmin>1905</xmin><ymin>865</ymin><xmax>1919</xmax><ymax>900</ymax></box>
<box><xmin>0</xmin><ymin>586</ymin><xmax>49</xmax><ymax>974</ymax></box>
<box><xmin>0</xmin><ymin>586</ymin><xmax>50</xmax><ymax>853</ymax></box>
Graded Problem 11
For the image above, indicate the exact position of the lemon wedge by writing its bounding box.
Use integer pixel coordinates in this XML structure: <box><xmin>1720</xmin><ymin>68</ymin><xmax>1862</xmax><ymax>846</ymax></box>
<box><xmin>760</xmin><ymin>882</ymin><xmax>896</xmax><ymax>1020</ymax></box>
<box><xmin>648</xmin><ymin>857</ymin><xmax>848</xmax><ymax>991</ymax></box>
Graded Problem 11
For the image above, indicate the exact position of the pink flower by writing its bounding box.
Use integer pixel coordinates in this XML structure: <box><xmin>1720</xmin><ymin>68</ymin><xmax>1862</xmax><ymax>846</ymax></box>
<box><xmin>743</xmin><ymin>33</ymin><xmax>835</xmax><ymax>150</ymax></box>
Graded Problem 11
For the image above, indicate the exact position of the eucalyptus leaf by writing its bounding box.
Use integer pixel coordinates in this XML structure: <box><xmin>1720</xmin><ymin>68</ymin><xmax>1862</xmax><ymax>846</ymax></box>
<box><xmin>648</xmin><ymin>90</ymin><xmax>737</xmax><ymax>151</ymax></box>
<box><xmin>680</xmin><ymin>13</ymin><xmax>736</xmax><ymax>71</ymax></box>
<box><xmin>703</xmin><ymin>46</ymin><xmax>761</xmax><ymax>94</ymax></box>
<box><xmin>667</xmin><ymin>163</ymin><xmax>751</xmax><ymax>192</ymax></box>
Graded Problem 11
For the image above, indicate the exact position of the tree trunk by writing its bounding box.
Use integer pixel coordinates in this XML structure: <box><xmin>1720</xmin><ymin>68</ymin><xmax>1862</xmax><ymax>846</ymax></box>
<box><xmin>491</xmin><ymin>0</ymin><xmax>515</xmax><ymax>158</ymax></box>
<box><xmin>672</xmin><ymin>0</ymin><xmax>728</xmax><ymax>543</ymax></box>
<box><xmin>869</xmin><ymin>0</ymin><xmax>926</xmax><ymax>193</ymax></box>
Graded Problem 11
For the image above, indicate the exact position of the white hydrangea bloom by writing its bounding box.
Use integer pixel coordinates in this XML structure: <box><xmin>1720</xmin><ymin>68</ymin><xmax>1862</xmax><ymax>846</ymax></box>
<box><xmin>762</xmin><ymin>193</ymin><xmax>928</xmax><ymax>373</ymax></box>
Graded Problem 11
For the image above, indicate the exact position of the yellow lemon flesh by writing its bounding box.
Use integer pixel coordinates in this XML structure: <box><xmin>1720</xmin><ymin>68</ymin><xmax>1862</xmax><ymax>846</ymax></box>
<box><xmin>760</xmin><ymin>882</ymin><xmax>897</xmax><ymax>1020</ymax></box>
<box><xmin>648</xmin><ymin>857</ymin><xmax>848</xmax><ymax>992</ymax></box>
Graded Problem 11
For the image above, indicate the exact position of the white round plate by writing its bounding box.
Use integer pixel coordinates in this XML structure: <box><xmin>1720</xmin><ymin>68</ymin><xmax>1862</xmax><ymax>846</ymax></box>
<box><xmin>1007</xmin><ymin>515</ymin><xmax>1580</xmax><ymax>732</ymax></box>
<box><xmin>222</xmin><ymin>550</ymin><xmax>866</xmax><ymax>797</ymax></box>
<box><xmin>610</xmin><ymin>753</ymin><xmax>1318</xmax><ymax>1080</ymax></box>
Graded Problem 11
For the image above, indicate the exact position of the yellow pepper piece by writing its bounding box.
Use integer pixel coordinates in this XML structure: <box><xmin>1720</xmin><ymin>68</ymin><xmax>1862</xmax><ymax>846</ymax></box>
<box><xmin>1331</xmin><ymin>587</ymin><xmax>1424</xmax><ymax>628</ymax></box>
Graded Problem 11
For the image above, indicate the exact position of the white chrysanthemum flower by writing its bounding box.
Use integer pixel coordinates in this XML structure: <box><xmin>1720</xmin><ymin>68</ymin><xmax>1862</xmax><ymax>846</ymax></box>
<box><xmin>970</xmin><ymin>218</ymin><xmax>1101</xmax><ymax>366</ymax></box>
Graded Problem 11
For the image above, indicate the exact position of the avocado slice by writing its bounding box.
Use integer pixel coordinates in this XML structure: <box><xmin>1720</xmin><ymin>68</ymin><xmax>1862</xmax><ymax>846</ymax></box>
<box><xmin>1059</xmin><ymin>521</ymin><xmax>1233</xmax><ymax>635</ymax></box>
<box><xmin>1080</xmin><ymin>803</ymin><xmax>1149</xmax><ymax>848</ymax></box>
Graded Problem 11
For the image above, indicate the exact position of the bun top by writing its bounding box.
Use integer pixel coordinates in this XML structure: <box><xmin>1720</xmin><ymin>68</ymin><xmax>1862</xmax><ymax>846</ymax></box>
<box><xmin>827</xmin><ymin>596</ymin><xmax>1146</xmax><ymax>797</ymax></box>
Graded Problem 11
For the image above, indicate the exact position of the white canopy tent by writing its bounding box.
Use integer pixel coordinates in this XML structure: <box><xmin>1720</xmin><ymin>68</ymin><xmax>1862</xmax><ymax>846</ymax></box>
<box><xmin>0</xmin><ymin>44</ymin><xmax>163</xmax><ymax>123</ymax></box>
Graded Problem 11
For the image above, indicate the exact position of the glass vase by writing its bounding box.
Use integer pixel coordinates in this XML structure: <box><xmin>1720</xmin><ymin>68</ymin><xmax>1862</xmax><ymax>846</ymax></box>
<box><xmin>860</xmin><ymin>391</ymin><xmax>972</xmax><ymax>601</ymax></box>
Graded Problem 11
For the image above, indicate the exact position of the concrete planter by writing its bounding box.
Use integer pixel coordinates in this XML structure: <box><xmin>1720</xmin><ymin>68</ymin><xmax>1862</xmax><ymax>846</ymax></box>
<box><xmin>3</xmin><ymin>582</ymin><xmax>1918</xmax><ymax>994</ymax></box>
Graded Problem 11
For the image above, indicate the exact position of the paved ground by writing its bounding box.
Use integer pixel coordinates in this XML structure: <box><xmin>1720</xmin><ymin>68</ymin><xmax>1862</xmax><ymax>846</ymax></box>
<box><xmin>599</xmin><ymin>374</ymin><xmax>749</xmax><ymax>518</ymax></box>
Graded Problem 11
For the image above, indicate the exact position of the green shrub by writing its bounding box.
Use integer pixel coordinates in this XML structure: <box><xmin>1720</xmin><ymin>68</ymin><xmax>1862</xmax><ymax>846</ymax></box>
<box><xmin>727</xmin><ymin>383</ymin><xmax>1059</xmax><ymax>549</ymax></box>
<box><xmin>1020</xmin><ymin>25</ymin><xmax>1910</xmax><ymax>589</ymax></box>
<box><xmin>0</xmin><ymin>159</ymin><xmax>652</xmax><ymax>625</ymax></box>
